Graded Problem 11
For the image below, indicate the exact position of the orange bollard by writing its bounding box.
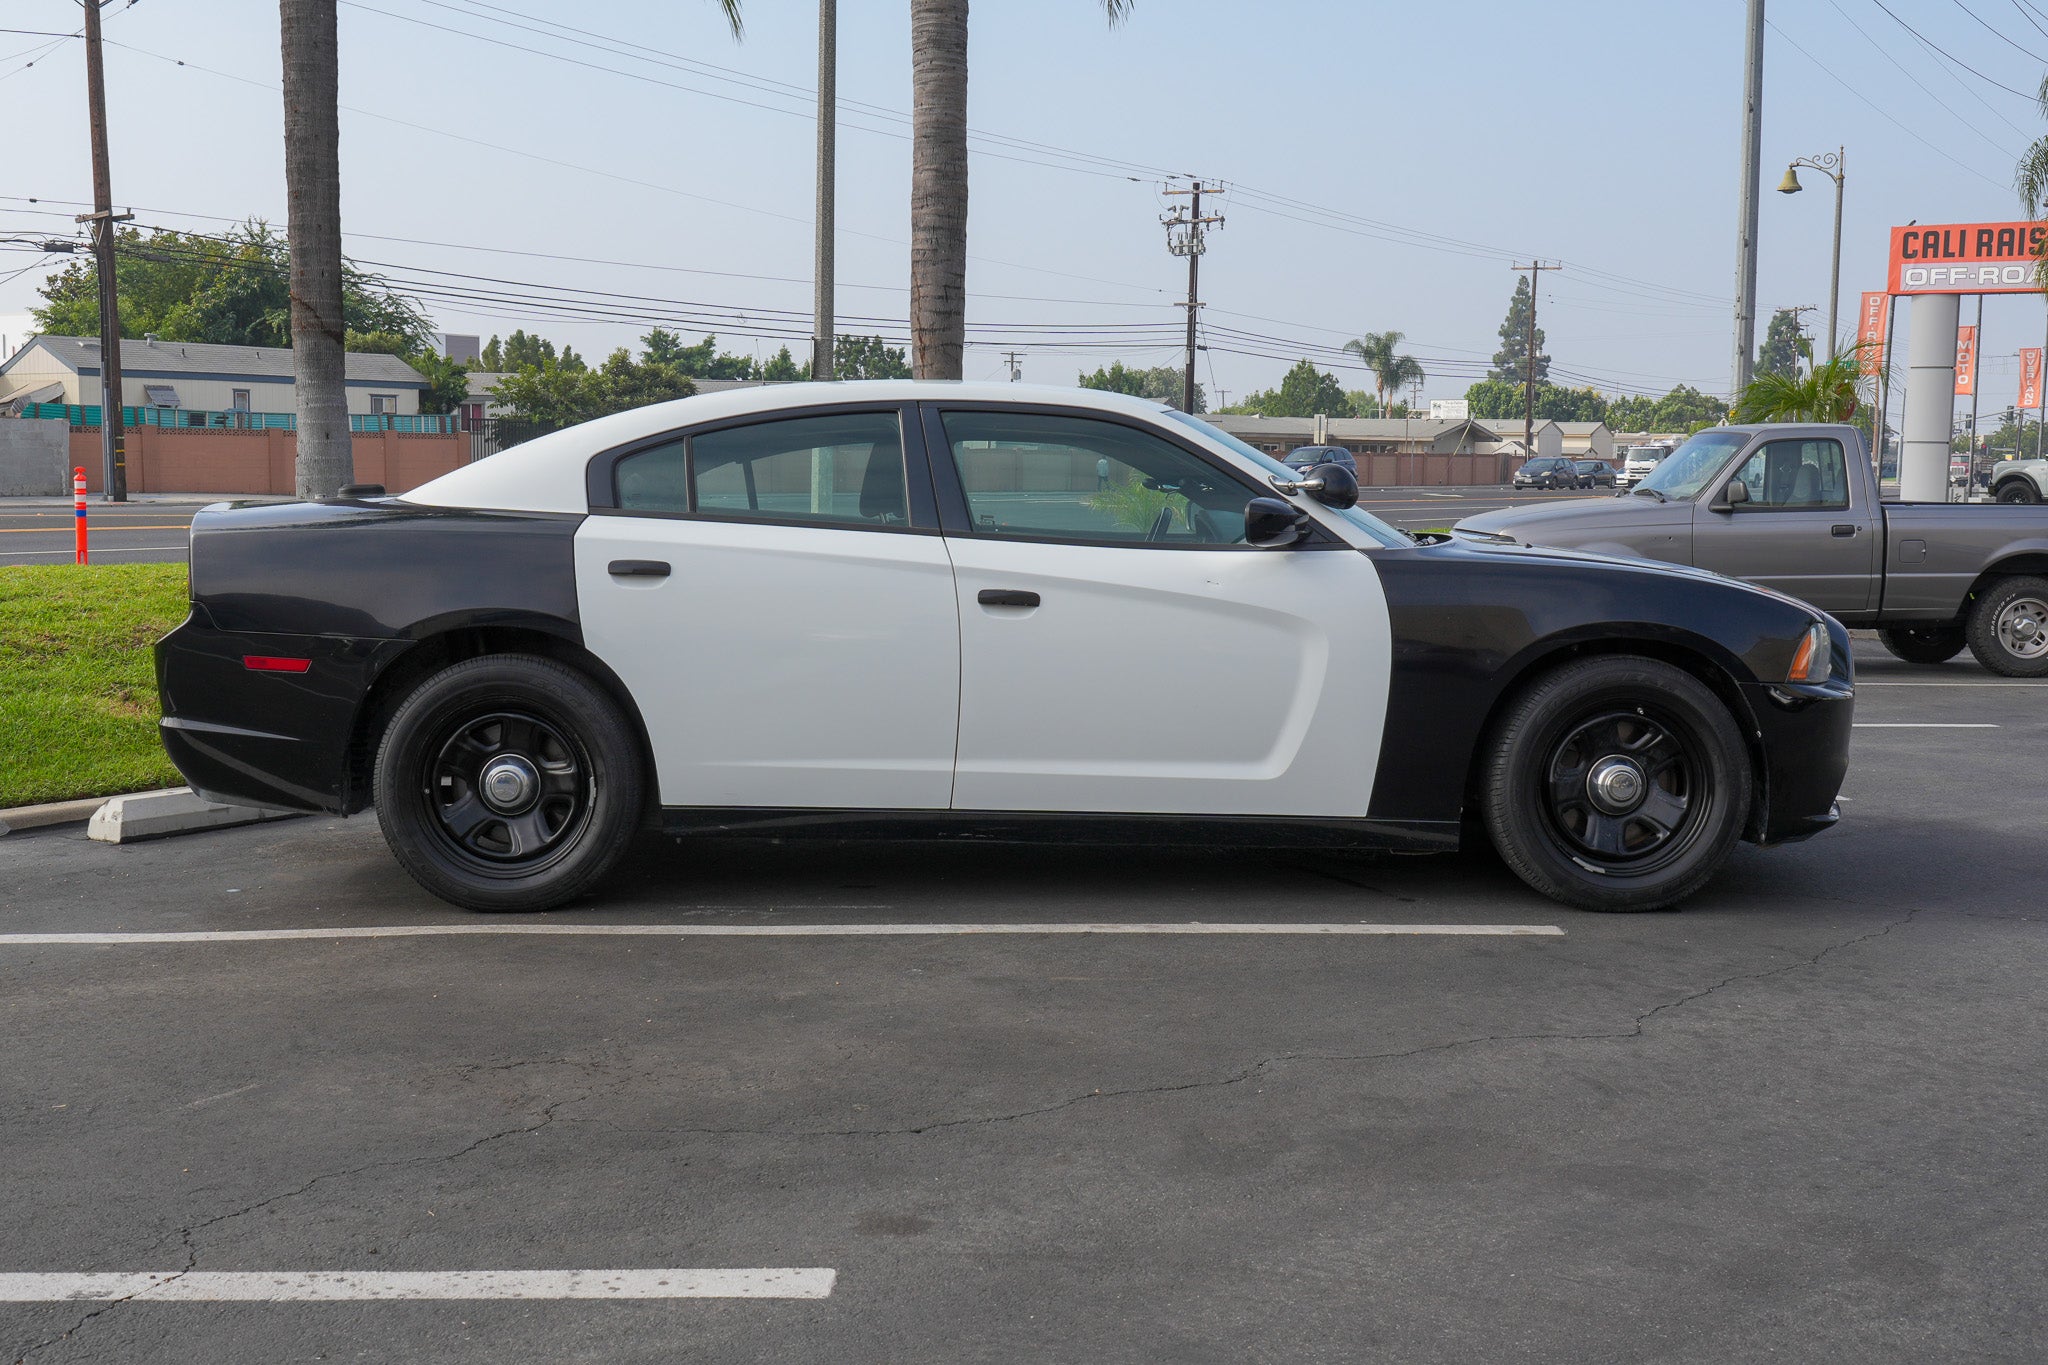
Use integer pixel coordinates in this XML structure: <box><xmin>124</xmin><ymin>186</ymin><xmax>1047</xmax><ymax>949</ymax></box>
<box><xmin>73</xmin><ymin>466</ymin><xmax>88</xmax><ymax>565</ymax></box>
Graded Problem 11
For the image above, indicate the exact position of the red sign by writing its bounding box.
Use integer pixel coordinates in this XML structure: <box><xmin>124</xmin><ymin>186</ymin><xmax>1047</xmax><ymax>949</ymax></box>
<box><xmin>1955</xmin><ymin>326</ymin><xmax>1977</xmax><ymax>396</ymax></box>
<box><xmin>2023</xmin><ymin>348</ymin><xmax>2044</xmax><ymax>410</ymax></box>
<box><xmin>1888</xmin><ymin>221</ymin><xmax>2046</xmax><ymax>294</ymax></box>
<box><xmin>1856</xmin><ymin>291</ymin><xmax>1888</xmax><ymax>377</ymax></box>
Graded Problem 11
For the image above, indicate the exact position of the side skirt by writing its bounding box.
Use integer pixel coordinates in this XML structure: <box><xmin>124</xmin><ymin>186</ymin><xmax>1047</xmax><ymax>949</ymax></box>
<box><xmin>655</xmin><ymin>808</ymin><xmax>1461</xmax><ymax>852</ymax></box>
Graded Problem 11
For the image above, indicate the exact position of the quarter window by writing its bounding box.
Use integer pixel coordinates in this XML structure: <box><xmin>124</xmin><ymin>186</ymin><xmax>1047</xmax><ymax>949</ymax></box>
<box><xmin>611</xmin><ymin>411</ymin><xmax>910</xmax><ymax>527</ymax></box>
<box><xmin>938</xmin><ymin>411</ymin><xmax>1261</xmax><ymax>546</ymax></box>
<box><xmin>1732</xmin><ymin>438</ymin><xmax>1849</xmax><ymax>509</ymax></box>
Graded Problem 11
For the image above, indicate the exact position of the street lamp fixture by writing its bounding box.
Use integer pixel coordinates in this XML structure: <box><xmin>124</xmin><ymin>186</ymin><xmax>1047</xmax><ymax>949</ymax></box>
<box><xmin>1779</xmin><ymin>147</ymin><xmax>1846</xmax><ymax>361</ymax></box>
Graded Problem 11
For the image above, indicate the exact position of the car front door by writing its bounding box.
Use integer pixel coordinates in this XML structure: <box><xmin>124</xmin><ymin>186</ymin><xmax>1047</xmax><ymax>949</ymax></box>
<box><xmin>1692</xmin><ymin>435</ymin><xmax>1877</xmax><ymax>616</ymax></box>
<box><xmin>575</xmin><ymin>406</ymin><xmax>960</xmax><ymax>809</ymax></box>
<box><xmin>926</xmin><ymin>405</ymin><xmax>1391</xmax><ymax>817</ymax></box>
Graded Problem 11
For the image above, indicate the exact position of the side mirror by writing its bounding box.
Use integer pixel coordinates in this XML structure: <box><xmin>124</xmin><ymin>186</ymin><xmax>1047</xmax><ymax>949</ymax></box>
<box><xmin>1244</xmin><ymin>496</ymin><xmax>1310</xmax><ymax>548</ymax></box>
<box><xmin>1305</xmin><ymin>461</ymin><xmax>1359</xmax><ymax>509</ymax></box>
<box><xmin>1725</xmin><ymin>479</ymin><xmax>1750</xmax><ymax>508</ymax></box>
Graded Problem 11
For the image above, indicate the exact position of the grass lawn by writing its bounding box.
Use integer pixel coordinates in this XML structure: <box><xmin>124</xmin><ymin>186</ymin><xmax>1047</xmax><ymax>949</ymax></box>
<box><xmin>0</xmin><ymin>563</ymin><xmax>189</xmax><ymax>808</ymax></box>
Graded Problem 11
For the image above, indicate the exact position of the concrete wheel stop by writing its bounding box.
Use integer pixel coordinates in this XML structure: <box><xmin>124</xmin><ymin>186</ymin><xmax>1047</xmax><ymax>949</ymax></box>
<box><xmin>84</xmin><ymin>788</ymin><xmax>300</xmax><ymax>843</ymax></box>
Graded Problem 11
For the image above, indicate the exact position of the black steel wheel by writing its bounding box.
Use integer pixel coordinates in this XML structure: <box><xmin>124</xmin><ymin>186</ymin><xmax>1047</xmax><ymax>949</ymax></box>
<box><xmin>1480</xmin><ymin>656</ymin><xmax>1751</xmax><ymax>911</ymax></box>
<box><xmin>1966</xmin><ymin>575</ymin><xmax>2048</xmax><ymax>678</ymax></box>
<box><xmin>1877</xmin><ymin>626</ymin><xmax>1967</xmax><ymax>666</ymax></box>
<box><xmin>1994</xmin><ymin>479</ymin><xmax>2041</xmax><ymax>504</ymax></box>
<box><xmin>375</xmin><ymin>655</ymin><xmax>644</xmax><ymax>911</ymax></box>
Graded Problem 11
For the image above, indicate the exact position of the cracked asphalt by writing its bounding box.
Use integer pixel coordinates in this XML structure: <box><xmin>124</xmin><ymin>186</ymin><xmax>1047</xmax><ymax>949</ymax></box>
<box><xmin>1</xmin><ymin>641</ymin><xmax>2042</xmax><ymax>1362</ymax></box>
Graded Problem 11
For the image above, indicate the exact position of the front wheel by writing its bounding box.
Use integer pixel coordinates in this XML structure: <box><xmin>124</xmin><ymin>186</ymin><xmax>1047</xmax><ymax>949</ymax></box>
<box><xmin>1480</xmin><ymin>656</ymin><xmax>1752</xmax><ymax>912</ymax></box>
<box><xmin>1966</xmin><ymin>576</ymin><xmax>2048</xmax><ymax>677</ymax></box>
<box><xmin>375</xmin><ymin>654</ymin><xmax>645</xmax><ymax>911</ymax></box>
<box><xmin>1994</xmin><ymin>480</ymin><xmax>2041</xmax><ymax>504</ymax></box>
<box><xmin>1877</xmin><ymin>626</ymin><xmax>1967</xmax><ymax>665</ymax></box>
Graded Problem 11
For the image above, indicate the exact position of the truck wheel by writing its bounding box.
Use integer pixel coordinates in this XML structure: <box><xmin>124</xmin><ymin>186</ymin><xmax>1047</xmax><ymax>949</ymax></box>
<box><xmin>1480</xmin><ymin>656</ymin><xmax>1751</xmax><ymax>912</ymax></box>
<box><xmin>1876</xmin><ymin>626</ymin><xmax>1967</xmax><ymax>665</ymax></box>
<box><xmin>1967</xmin><ymin>577</ymin><xmax>2048</xmax><ymax>678</ymax></box>
<box><xmin>374</xmin><ymin>654</ymin><xmax>645</xmax><ymax>911</ymax></box>
<box><xmin>1994</xmin><ymin>480</ymin><xmax>2041</xmax><ymax>504</ymax></box>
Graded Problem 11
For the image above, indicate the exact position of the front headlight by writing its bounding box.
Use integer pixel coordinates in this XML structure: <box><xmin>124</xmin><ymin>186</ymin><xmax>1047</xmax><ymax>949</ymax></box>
<box><xmin>1787</xmin><ymin>621</ymin><xmax>1832</xmax><ymax>683</ymax></box>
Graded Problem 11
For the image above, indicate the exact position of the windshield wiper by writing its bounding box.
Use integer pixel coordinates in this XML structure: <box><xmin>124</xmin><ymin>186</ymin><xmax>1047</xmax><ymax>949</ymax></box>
<box><xmin>1630</xmin><ymin>485</ymin><xmax>1668</xmax><ymax>502</ymax></box>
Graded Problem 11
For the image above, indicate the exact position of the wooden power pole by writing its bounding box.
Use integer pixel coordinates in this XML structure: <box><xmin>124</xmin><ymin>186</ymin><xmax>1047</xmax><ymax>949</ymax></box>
<box><xmin>79</xmin><ymin>0</ymin><xmax>131</xmax><ymax>502</ymax></box>
<box><xmin>1512</xmin><ymin>262</ymin><xmax>1561</xmax><ymax>467</ymax></box>
<box><xmin>1163</xmin><ymin>181</ymin><xmax>1224</xmax><ymax>413</ymax></box>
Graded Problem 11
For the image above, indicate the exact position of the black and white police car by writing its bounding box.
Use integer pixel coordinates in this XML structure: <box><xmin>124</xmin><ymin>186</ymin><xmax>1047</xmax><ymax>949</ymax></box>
<box><xmin>157</xmin><ymin>383</ymin><xmax>1853</xmax><ymax>914</ymax></box>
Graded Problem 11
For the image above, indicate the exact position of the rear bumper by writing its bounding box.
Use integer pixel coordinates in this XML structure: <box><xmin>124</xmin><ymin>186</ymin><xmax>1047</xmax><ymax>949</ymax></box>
<box><xmin>155</xmin><ymin>608</ymin><xmax>405</xmax><ymax>814</ymax></box>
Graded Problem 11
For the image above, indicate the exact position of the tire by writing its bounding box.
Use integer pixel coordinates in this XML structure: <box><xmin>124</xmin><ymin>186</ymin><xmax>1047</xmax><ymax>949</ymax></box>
<box><xmin>1966</xmin><ymin>576</ymin><xmax>2048</xmax><ymax>678</ymax></box>
<box><xmin>1994</xmin><ymin>479</ymin><xmax>2041</xmax><ymax>504</ymax></box>
<box><xmin>1480</xmin><ymin>656</ymin><xmax>1752</xmax><ymax>912</ymax></box>
<box><xmin>374</xmin><ymin>654</ymin><xmax>645</xmax><ymax>911</ymax></box>
<box><xmin>1876</xmin><ymin>626</ymin><xmax>1967</xmax><ymax>665</ymax></box>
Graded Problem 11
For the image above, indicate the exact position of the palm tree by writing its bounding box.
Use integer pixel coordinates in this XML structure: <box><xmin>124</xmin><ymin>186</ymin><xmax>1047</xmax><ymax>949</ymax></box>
<box><xmin>279</xmin><ymin>0</ymin><xmax>349</xmax><ymax>499</ymax></box>
<box><xmin>1732</xmin><ymin>343</ymin><xmax>1868</xmax><ymax>423</ymax></box>
<box><xmin>2018</xmin><ymin>74</ymin><xmax>2048</xmax><ymax>218</ymax></box>
<box><xmin>1343</xmin><ymin>331</ymin><xmax>1426</xmax><ymax>417</ymax></box>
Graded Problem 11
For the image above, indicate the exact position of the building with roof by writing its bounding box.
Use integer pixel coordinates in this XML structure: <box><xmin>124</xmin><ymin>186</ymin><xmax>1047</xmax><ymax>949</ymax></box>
<box><xmin>1556</xmin><ymin>421</ymin><xmax>1615</xmax><ymax>461</ymax></box>
<box><xmin>1205</xmin><ymin>414</ymin><xmax>1512</xmax><ymax>486</ymax></box>
<box><xmin>0</xmin><ymin>335</ymin><xmax>428</xmax><ymax>419</ymax></box>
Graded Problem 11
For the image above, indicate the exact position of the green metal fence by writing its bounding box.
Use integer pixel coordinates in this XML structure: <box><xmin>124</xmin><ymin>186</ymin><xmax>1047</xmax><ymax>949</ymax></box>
<box><xmin>11</xmin><ymin>402</ymin><xmax>459</xmax><ymax>434</ymax></box>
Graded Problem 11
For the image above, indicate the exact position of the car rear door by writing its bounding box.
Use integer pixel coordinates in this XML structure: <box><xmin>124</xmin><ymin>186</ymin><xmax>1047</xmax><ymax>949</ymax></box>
<box><xmin>923</xmin><ymin>403</ymin><xmax>1391</xmax><ymax>817</ymax></box>
<box><xmin>575</xmin><ymin>404</ymin><xmax>961</xmax><ymax>809</ymax></box>
<box><xmin>1692</xmin><ymin>434</ymin><xmax>1877</xmax><ymax>616</ymax></box>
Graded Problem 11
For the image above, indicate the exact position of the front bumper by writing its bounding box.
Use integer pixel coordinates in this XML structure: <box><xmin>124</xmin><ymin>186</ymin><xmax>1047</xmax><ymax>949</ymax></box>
<box><xmin>1741</xmin><ymin>671</ymin><xmax>1855</xmax><ymax>845</ymax></box>
<box><xmin>155</xmin><ymin>607</ymin><xmax>406</xmax><ymax>814</ymax></box>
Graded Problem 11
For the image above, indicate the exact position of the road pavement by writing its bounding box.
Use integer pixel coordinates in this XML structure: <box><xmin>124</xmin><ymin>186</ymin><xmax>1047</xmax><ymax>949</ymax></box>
<box><xmin>1</xmin><ymin>640</ymin><xmax>2040</xmax><ymax>1362</ymax></box>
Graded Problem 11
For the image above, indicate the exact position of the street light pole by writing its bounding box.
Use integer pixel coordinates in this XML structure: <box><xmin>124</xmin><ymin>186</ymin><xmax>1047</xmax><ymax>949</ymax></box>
<box><xmin>1779</xmin><ymin>148</ymin><xmax>1845</xmax><ymax>360</ymax></box>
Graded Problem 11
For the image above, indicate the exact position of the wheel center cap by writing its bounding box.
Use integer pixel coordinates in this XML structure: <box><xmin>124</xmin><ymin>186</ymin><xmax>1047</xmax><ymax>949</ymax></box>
<box><xmin>1587</xmin><ymin>757</ymin><xmax>1646</xmax><ymax>815</ymax></box>
<box><xmin>480</xmin><ymin>756</ymin><xmax>539</xmax><ymax>813</ymax></box>
<box><xmin>2014</xmin><ymin>615</ymin><xmax>2040</xmax><ymax>641</ymax></box>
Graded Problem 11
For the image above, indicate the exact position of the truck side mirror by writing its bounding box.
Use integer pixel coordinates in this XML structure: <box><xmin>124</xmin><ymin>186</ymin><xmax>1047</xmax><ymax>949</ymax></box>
<box><xmin>1714</xmin><ymin>479</ymin><xmax>1750</xmax><ymax>512</ymax></box>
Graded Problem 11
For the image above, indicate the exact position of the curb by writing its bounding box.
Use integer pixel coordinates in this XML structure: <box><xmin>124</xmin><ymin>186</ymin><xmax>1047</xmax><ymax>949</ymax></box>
<box><xmin>0</xmin><ymin>796</ymin><xmax>109</xmax><ymax>835</ymax></box>
<box><xmin>86</xmin><ymin>788</ymin><xmax>300</xmax><ymax>844</ymax></box>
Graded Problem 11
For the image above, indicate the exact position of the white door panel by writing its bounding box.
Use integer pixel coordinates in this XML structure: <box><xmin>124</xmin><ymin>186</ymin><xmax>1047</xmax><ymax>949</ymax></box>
<box><xmin>945</xmin><ymin>540</ymin><xmax>1391</xmax><ymax>816</ymax></box>
<box><xmin>576</xmin><ymin>518</ymin><xmax>959</xmax><ymax>808</ymax></box>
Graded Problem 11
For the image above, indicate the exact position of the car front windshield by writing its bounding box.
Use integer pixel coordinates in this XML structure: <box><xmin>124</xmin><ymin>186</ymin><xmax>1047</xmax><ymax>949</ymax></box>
<box><xmin>1635</xmin><ymin>430</ymin><xmax>1749</xmax><ymax>499</ymax></box>
<box><xmin>1161</xmin><ymin>410</ymin><xmax>1409</xmax><ymax>547</ymax></box>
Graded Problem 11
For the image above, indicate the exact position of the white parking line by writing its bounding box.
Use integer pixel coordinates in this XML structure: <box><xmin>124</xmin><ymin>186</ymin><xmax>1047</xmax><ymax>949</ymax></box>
<box><xmin>1857</xmin><ymin>681</ymin><xmax>2048</xmax><ymax>687</ymax></box>
<box><xmin>0</xmin><ymin>1269</ymin><xmax>835</xmax><ymax>1301</ymax></box>
<box><xmin>1851</xmin><ymin>723</ymin><xmax>1999</xmax><ymax>728</ymax></box>
<box><xmin>0</xmin><ymin>922</ymin><xmax>1564</xmax><ymax>945</ymax></box>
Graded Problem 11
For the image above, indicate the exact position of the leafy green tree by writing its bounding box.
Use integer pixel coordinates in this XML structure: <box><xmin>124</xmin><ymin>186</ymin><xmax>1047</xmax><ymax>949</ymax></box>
<box><xmin>1342</xmin><ymin>331</ymin><xmax>1425</xmax><ymax>418</ymax></box>
<box><xmin>834</xmin><ymin>333</ymin><xmax>913</xmax><ymax>380</ymax></box>
<box><xmin>1607</xmin><ymin>384</ymin><xmax>1730</xmax><ymax>433</ymax></box>
<box><xmin>1464</xmin><ymin>378</ymin><xmax>1605</xmax><ymax>423</ymax></box>
<box><xmin>493</xmin><ymin>343</ymin><xmax>698</xmax><ymax>425</ymax></box>
<box><xmin>1487</xmin><ymin>276</ymin><xmax>1550</xmax><ymax>385</ymax></box>
<box><xmin>1756</xmin><ymin>308</ymin><xmax>1809</xmax><ymax>379</ymax></box>
<box><xmin>348</xmin><ymin>330</ymin><xmax>468</xmax><ymax>414</ymax></box>
<box><xmin>33</xmin><ymin>221</ymin><xmax>430</xmax><ymax>352</ymax></box>
<box><xmin>1236</xmin><ymin>360</ymin><xmax>1348</xmax><ymax>418</ymax></box>
<box><xmin>760</xmin><ymin>345</ymin><xmax>805</xmax><ymax>381</ymax></box>
<box><xmin>640</xmin><ymin>328</ymin><xmax>757</xmax><ymax>379</ymax></box>
<box><xmin>1076</xmin><ymin>361</ymin><xmax>1203</xmax><ymax>411</ymax></box>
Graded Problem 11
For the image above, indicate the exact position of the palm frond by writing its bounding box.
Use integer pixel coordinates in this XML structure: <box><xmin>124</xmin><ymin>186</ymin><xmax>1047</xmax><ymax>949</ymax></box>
<box><xmin>715</xmin><ymin>0</ymin><xmax>743</xmax><ymax>38</ymax></box>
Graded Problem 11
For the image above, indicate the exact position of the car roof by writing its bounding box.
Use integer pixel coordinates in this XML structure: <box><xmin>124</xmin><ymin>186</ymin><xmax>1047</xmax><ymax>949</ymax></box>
<box><xmin>404</xmin><ymin>381</ymin><xmax>1179</xmax><ymax>514</ymax></box>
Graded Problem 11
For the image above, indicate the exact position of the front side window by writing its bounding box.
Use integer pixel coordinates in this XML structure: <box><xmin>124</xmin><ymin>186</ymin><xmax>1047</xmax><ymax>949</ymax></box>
<box><xmin>939</xmin><ymin>410</ymin><xmax>1259</xmax><ymax>546</ymax></box>
<box><xmin>612</xmin><ymin>411</ymin><xmax>909</xmax><ymax>527</ymax></box>
<box><xmin>1732</xmin><ymin>438</ymin><xmax>1849</xmax><ymax>509</ymax></box>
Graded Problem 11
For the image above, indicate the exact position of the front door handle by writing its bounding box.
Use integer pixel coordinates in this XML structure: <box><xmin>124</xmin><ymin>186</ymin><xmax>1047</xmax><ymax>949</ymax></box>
<box><xmin>608</xmin><ymin>559</ymin><xmax>671</xmax><ymax>577</ymax></box>
<box><xmin>1830</xmin><ymin>524</ymin><xmax>1858</xmax><ymax>538</ymax></box>
<box><xmin>977</xmin><ymin>588</ymin><xmax>1040</xmax><ymax>608</ymax></box>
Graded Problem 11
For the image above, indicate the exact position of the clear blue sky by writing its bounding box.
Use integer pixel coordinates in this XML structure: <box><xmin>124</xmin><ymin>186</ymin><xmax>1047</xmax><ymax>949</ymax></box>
<box><xmin>5</xmin><ymin>0</ymin><xmax>2047</xmax><ymax>413</ymax></box>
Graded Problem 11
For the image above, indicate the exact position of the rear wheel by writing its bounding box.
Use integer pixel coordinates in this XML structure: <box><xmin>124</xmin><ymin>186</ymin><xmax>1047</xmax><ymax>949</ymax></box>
<box><xmin>1481</xmin><ymin>656</ymin><xmax>1751</xmax><ymax>912</ymax></box>
<box><xmin>1994</xmin><ymin>479</ymin><xmax>2041</xmax><ymax>504</ymax></box>
<box><xmin>1966</xmin><ymin>576</ymin><xmax>2048</xmax><ymax>678</ymax></box>
<box><xmin>375</xmin><ymin>654</ymin><xmax>644</xmax><ymax>911</ymax></box>
<box><xmin>1876</xmin><ymin>626</ymin><xmax>1967</xmax><ymax>665</ymax></box>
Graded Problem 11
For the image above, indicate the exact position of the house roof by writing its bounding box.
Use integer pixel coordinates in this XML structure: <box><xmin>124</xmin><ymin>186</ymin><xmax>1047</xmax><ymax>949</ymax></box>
<box><xmin>3</xmin><ymin>336</ymin><xmax>427</xmax><ymax>387</ymax></box>
<box><xmin>1206</xmin><ymin>415</ymin><xmax>1492</xmax><ymax>441</ymax></box>
<box><xmin>1556</xmin><ymin>421</ymin><xmax>1611</xmax><ymax>435</ymax></box>
<box><xmin>1475</xmin><ymin>417</ymin><xmax>1561</xmax><ymax>437</ymax></box>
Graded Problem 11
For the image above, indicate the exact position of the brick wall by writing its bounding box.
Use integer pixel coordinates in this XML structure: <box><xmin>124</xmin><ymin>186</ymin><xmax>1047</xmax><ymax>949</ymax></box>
<box><xmin>65</xmin><ymin>426</ymin><xmax>469</xmax><ymax>495</ymax></box>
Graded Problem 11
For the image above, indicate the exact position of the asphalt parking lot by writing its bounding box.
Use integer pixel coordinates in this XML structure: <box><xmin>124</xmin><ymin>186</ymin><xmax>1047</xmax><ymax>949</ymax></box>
<box><xmin>1</xmin><ymin>638</ymin><xmax>2041</xmax><ymax>1363</ymax></box>
<box><xmin>0</xmin><ymin>486</ymin><xmax>1609</xmax><ymax>566</ymax></box>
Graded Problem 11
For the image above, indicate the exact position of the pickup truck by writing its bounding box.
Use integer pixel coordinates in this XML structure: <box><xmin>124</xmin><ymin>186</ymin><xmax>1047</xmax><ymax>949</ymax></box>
<box><xmin>1455</xmin><ymin>423</ymin><xmax>2048</xmax><ymax>676</ymax></box>
<box><xmin>1991</xmin><ymin>458</ymin><xmax>2048</xmax><ymax>504</ymax></box>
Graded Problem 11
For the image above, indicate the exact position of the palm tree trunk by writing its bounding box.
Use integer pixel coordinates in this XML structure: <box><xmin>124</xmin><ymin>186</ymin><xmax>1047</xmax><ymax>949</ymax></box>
<box><xmin>280</xmin><ymin>0</ymin><xmax>351</xmax><ymax>499</ymax></box>
<box><xmin>909</xmin><ymin>0</ymin><xmax>968</xmax><ymax>380</ymax></box>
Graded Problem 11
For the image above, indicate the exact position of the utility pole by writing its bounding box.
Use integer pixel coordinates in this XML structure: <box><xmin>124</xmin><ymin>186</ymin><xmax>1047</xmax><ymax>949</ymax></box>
<box><xmin>812</xmin><ymin>0</ymin><xmax>835</xmax><ymax>381</ymax></box>
<box><xmin>1162</xmin><ymin>180</ymin><xmax>1224</xmax><ymax>413</ymax></box>
<box><xmin>1512</xmin><ymin>262</ymin><xmax>1561</xmax><ymax>466</ymax></box>
<box><xmin>1000</xmin><ymin>349</ymin><xmax>1024</xmax><ymax>381</ymax></box>
<box><xmin>1732</xmin><ymin>0</ymin><xmax>1766</xmax><ymax>397</ymax></box>
<box><xmin>80</xmin><ymin>0</ymin><xmax>130</xmax><ymax>502</ymax></box>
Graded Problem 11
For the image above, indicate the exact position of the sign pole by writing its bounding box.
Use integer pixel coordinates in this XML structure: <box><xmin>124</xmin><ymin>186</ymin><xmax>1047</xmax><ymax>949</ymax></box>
<box><xmin>1882</xmin><ymin>293</ymin><xmax>1899</xmax><ymax>484</ymax></box>
<box><xmin>1968</xmin><ymin>295</ymin><xmax>1983</xmax><ymax>498</ymax></box>
<box><xmin>2040</xmin><ymin>302</ymin><xmax>2046</xmax><ymax>461</ymax></box>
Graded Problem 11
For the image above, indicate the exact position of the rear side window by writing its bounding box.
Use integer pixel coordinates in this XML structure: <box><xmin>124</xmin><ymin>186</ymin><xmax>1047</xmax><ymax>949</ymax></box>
<box><xmin>612</xmin><ymin>412</ymin><xmax>909</xmax><ymax>527</ymax></box>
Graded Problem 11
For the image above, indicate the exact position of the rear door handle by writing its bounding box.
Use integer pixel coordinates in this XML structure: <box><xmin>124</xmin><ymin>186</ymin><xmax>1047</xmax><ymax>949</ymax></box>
<box><xmin>608</xmin><ymin>559</ymin><xmax>670</xmax><ymax>577</ymax></box>
<box><xmin>977</xmin><ymin>588</ymin><xmax>1040</xmax><ymax>608</ymax></box>
<box><xmin>1830</xmin><ymin>524</ymin><xmax>1858</xmax><ymax>537</ymax></box>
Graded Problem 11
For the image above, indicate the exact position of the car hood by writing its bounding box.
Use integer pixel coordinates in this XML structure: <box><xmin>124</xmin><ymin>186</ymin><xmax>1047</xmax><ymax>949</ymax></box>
<box><xmin>1430</xmin><ymin>530</ymin><xmax>1817</xmax><ymax>613</ymax></box>
<box><xmin>1456</xmin><ymin>492</ymin><xmax>1690</xmax><ymax>542</ymax></box>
